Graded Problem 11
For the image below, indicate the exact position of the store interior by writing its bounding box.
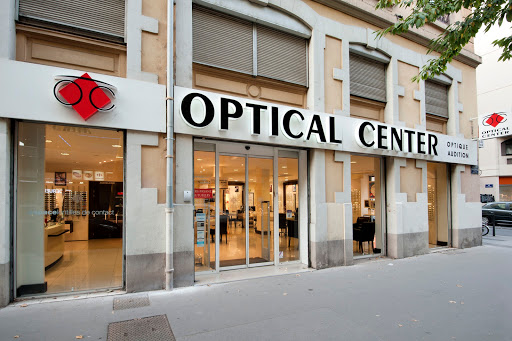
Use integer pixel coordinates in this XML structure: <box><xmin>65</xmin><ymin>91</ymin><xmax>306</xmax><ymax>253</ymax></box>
<box><xmin>16</xmin><ymin>122</ymin><xmax>124</xmax><ymax>295</ymax></box>
<box><xmin>194</xmin><ymin>147</ymin><xmax>299</xmax><ymax>272</ymax></box>
<box><xmin>351</xmin><ymin>155</ymin><xmax>383</xmax><ymax>257</ymax></box>
<box><xmin>427</xmin><ymin>162</ymin><xmax>449</xmax><ymax>248</ymax></box>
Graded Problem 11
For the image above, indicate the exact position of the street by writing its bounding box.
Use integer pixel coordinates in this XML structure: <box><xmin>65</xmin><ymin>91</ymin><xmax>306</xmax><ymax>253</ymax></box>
<box><xmin>0</xmin><ymin>229</ymin><xmax>511</xmax><ymax>341</ymax></box>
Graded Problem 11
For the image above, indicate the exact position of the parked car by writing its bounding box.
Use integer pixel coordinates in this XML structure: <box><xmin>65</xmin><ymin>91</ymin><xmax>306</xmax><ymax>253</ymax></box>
<box><xmin>482</xmin><ymin>202</ymin><xmax>512</xmax><ymax>226</ymax></box>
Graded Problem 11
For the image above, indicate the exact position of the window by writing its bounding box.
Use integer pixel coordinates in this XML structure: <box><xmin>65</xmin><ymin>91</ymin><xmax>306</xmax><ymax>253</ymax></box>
<box><xmin>501</xmin><ymin>139</ymin><xmax>512</xmax><ymax>156</ymax></box>
<box><xmin>18</xmin><ymin>0</ymin><xmax>126</xmax><ymax>41</ymax></box>
<box><xmin>192</xmin><ymin>6</ymin><xmax>308</xmax><ymax>86</ymax></box>
<box><xmin>349</xmin><ymin>53</ymin><xmax>387</xmax><ymax>103</ymax></box>
<box><xmin>425</xmin><ymin>80</ymin><xmax>449</xmax><ymax>118</ymax></box>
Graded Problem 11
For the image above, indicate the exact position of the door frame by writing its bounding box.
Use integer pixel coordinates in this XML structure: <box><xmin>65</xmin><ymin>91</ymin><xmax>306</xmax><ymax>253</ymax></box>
<box><xmin>194</xmin><ymin>139</ymin><xmax>306</xmax><ymax>274</ymax></box>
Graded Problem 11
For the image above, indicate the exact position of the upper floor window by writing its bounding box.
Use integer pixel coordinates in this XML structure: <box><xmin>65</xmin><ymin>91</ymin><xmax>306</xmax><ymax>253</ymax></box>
<box><xmin>192</xmin><ymin>6</ymin><xmax>308</xmax><ymax>87</ymax></box>
<box><xmin>18</xmin><ymin>0</ymin><xmax>125</xmax><ymax>42</ymax></box>
<box><xmin>349</xmin><ymin>52</ymin><xmax>387</xmax><ymax>103</ymax></box>
<box><xmin>501</xmin><ymin>139</ymin><xmax>512</xmax><ymax>156</ymax></box>
<box><xmin>425</xmin><ymin>80</ymin><xmax>449</xmax><ymax>118</ymax></box>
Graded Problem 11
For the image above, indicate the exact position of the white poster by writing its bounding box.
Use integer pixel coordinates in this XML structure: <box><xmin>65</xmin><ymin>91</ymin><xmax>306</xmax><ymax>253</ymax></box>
<box><xmin>478</xmin><ymin>112</ymin><xmax>512</xmax><ymax>140</ymax></box>
<box><xmin>83</xmin><ymin>171</ymin><xmax>93</xmax><ymax>181</ymax></box>
<box><xmin>95</xmin><ymin>171</ymin><xmax>104</xmax><ymax>181</ymax></box>
<box><xmin>71</xmin><ymin>169</ymin><xmax>82</xmax><ymax>180</ymax></box>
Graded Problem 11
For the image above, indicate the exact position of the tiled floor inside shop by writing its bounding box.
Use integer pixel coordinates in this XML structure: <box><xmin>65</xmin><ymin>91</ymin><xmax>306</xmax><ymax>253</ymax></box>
<box><xmin>45</xmin><ymin>238</ymin><xmax>122</xmax><ymax>294</ymax></box>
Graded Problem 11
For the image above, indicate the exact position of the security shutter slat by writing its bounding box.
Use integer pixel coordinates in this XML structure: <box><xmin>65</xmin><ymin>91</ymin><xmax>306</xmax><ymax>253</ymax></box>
<box><xmin>19</xmin><ymin>0</ymin><xmax>125</xmax><ymax>38</ymax></box>
<box><xmin>425</xmin><ymin>80</ymin><xmax>449</xmax><ymax>118</ymax></box>
<box><xmin>193</xmin><ymin>7</ymin><xmax>253</xmax><ymax>75</ymax></box>
<box><xmin>350</xmin><ymin>53</ymin><xmax>387</xmax><ymax>103</ymax></box>
<box><xmin>257</xmin><ymin>25</ymin><xmax>307</xmax><ymax>86</ymax></box>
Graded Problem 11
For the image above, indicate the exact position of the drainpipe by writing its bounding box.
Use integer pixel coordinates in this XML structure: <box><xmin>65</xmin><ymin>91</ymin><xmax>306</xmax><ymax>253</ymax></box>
<box><xmin>165</xmin><ymin>0</ymin><xmax>175</xmax><ymax>290</ymax></box>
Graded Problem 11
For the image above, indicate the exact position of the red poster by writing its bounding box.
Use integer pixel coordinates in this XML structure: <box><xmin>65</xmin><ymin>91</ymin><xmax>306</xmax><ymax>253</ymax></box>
<box><xmin>195</xmin><ymin>189</ymin><xmax>213</xmax><ymax>199</ymax></box>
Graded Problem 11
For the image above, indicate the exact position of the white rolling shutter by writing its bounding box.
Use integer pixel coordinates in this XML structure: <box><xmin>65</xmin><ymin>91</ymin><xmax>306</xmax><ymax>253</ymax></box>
<box><xmin>349</xmin><ymin>53</ymin><xmax>387</xmax><ymax>103</ymax></box>
<box><xmin>18</xmin><ymin>0</ymin><xmax>125</xmax><ymax>38</ymax></box>
<box><xmin>256</xmin><ymin>25</ymin><xmax>307</xmax><ymax>86</ymax></box>
<box><xmin>193</xmin><ymin>6</ymin><xmax>253</xmax><ymax>75</ymax></box>
<box><xmin>425</xmin><ymin>80</ymin><xmax>449</xmax><ymax>118</ymax></box>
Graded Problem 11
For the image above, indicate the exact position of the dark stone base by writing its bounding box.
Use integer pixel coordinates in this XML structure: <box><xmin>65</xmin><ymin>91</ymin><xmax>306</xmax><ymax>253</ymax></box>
<box><xmin>16</xmin><ymin>282</ymin><xmax>47</xmax><ymax>297</ymax></box>
<box><xmin>309</xmin><ymin>240</ymin><xmax>347</xmax><ymax>269</ymax></box>
<box><xmin>388</xmin><ymin>232</ymin><xmax>429</xmax><ymax>259</ymax></box>
<box><xmin>453</xmin><ymin>227</ymin><xmax>482</xmax><ymax>249</ymax></box>
<box><xmin>0</xmin><ymin>262</ymin><xmax>10</xmax><ymax>307</ymax></box>
<box><xmin>126</xmin><ymin>253</ymin><xmax>165</xmax><ymax>293</ymax></box>
<box><xmin>174</xmin><ymin>251</ymin><xmax>194</xmax><ymax>288</ymax></box>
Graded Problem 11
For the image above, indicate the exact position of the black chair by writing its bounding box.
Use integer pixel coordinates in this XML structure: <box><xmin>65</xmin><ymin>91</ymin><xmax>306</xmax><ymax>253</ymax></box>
<box><xmin>219</xmin><ymin>215</ymin><xmax>228</xmax><ymax>243</ymax></box>
<box><xmin>353</xmin><ymin>221</ymin><xmax>375</xmax><ymax>254</ymax></box>
<box><xmin>279</xmin><ymin>213</ymin><xmax>287</xmax><ymax>236</ymax></box>
<box><xmin>287</xmin><ymin>219</ymin><xmax>298</xmax><ymax>247</ymax></box>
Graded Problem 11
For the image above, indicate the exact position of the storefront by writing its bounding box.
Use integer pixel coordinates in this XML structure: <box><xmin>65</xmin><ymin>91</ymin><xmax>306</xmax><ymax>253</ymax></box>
<box><xmin>173</xmin><ymin>85</ymin><xmax>479</xmax><ymax>278</ymax></box>
<box><xmin>0</xmin><ymin>59</ymin><xmax>166</xmax><ymax>298</ymax></box>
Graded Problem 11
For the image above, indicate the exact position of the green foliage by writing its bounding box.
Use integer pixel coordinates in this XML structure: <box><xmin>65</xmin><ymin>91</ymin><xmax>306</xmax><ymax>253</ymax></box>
<box><xmin>375</xmin><ymin>0</ymin><xmax>512</xmax><ymax>81</ymax></box>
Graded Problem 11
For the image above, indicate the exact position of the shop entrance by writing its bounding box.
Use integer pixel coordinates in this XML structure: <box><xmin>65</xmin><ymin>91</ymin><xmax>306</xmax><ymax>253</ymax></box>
<box><xmin>194</xmin><ymin>141</ymin><xmax>301</xmax><ymax>273</ymax></box>
<box><xmin>350</xmin><ymin>155</ymin><xmax>384</xmax><ymax>258</ymax></box>
<box><xmin>427</xmin><ymin>162</ymin><xmax>450</xmax><ymax>248</ymax></box>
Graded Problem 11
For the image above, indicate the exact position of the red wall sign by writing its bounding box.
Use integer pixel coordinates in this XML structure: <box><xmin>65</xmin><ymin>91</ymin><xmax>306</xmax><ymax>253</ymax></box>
<box><xmin>195</xmin><ymin>189</ymin><xmax>213</xmax><ymax>199</ymax></box>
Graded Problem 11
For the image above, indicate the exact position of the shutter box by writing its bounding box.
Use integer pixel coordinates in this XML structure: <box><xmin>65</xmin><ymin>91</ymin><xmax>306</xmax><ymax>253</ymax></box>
<box><xmin>18</xmin><ymin>0</ymin><xmax>125</xmax><ymax>40</ymax></box>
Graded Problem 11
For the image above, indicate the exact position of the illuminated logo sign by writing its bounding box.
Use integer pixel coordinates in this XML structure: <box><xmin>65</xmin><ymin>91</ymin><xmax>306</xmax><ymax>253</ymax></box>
<box><xmin>53</xmin><ymin>73</ymin><xmax>116</xmax><ymax>120</ymax></box>
<box><xmin>479</xmin><ymin>112</ymin><xmax>511</xmax><ymax>140</ymax></box>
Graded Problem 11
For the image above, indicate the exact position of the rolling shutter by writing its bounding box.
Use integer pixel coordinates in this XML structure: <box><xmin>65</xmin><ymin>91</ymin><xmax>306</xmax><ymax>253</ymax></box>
<box><xmin>425</xmin><ymin>80</ymin><xmax>449</xmax><ymax>118</ymax></box>
<box><xmin>257</xmin><ymin>25</ymin><xmax>307</xmax><ymax>86</ymax></box>
<box><xmin>18</xmin><ymin>0</ymin><xmax>125</xmax><ymax>38</ymax></box>
<box><xmin>349</xmin><ymin>53</ymin><xmax>387</xmax><ymax>103</ymax></box>
<box><xmin>193</xmin><ymin>6</ymin><xmax>253</xmax><ymax>75</ymax></box>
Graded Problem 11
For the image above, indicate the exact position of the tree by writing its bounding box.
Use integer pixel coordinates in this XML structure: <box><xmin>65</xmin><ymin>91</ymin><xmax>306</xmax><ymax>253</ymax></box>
<box><xmin>375</xmin><ymin>0</ymin><xmax>512</xmax><ymax>81</ymax></box>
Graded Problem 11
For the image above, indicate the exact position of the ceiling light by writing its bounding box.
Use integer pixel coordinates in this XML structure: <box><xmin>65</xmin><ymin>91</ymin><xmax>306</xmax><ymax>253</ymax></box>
<box><xmin>282</xmin><ymin>166</ymin><xmax>287</xmax><ymax>169</ymax></box>
<box><xmin>45</xmin><ymin>140</ymin><xmax>52</xmax><ymax>143</ymax></box>
<box><xmin>103</xmin><ymin>160</ymin><xmax>107</xmax><ymax>162</ymax></box>
<box><xmin>61</xmin><ymin>152</ymin><xmax>69</xmax><ymax>156</ymax></box>
<box><xmin>234</xmin><ymin>169</ymin><xmax>238</xmax><ymax>172</ymax></box>
<box><xmin>196</xmin><ymin>158</ymin><xmax>202</xmax><ymax>161</ymax></box>
<box><xmin>99</xmin><ymin>162</ymin><xmax>102</xmax><ymax>164</ymax></box>
<box><xmin>45</xmin><ymin>181</ymin><xmax>53</xmax><ymax>184</ymax></box>
<box><xmin>110</xmin><ymin>160</ymin><xmax>113</xmax><ymax>162</ymax></box>
<box><xmin>351</xmin><ymin>161</ymin><xmax>356</xmax><ymax>164</ymax></box>
<box><xmin>18</xmin><ymin>141</ymin><xmax>24</xmax><ymax>146</ymax></box>
<box><xmin>116</xmin><ymin>156</ymin><xmax>123</xmax><ymax>159</ymax></box>
<box><xmin>284</xmin><ymin>173</ymin><xmax>288</xmax><ymax>175</ymax></box>
<box><xmin>79</xmin><ymin>182</ymin><xmax>84</xmax><ymax>184</ymax></box>
<box><xmin>112</xmin><ymin>144</ymin><xmax>122</xmax><ymax>148</ymax></box>
<box><xmin>68</xmin><ymin>181</ymin><xmax>73</xmax><ymax>184</ymax></box>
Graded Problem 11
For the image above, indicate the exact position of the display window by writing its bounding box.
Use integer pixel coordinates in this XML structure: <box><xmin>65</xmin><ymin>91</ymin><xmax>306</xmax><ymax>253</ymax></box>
<box><xmin>15</xmin><ymin>122</ymin><xmax>124</xmax><ymax>296</ymax></box>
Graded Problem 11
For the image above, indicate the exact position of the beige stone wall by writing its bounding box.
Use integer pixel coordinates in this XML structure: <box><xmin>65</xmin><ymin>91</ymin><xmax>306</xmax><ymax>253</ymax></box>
<box><xmin>397</xmin><ymin>61</ymin><xmax>420</xmax><ymax>128</ymax></box>
<box><xmin>16</xmin><ymin>25</ymin><xmax>127</xmax><ymax>77</ymax></box>
<box><xmin>141</xmin><ymin>133</ymin><xmax>167</xmax><ymax>204</ymax></box>
<box><xmin>460</xmin><ymin>165</ymin><xmax>480</xmax><ymax>202</ymax></box>
<box><xmin>400</xmin><ymin>159</ymin><xmax>422</xmax><ymax>202</ymax></box>
<box><xmin>325</xmin><ymin>150</ymin><xmax>343</xmax><ymax>203</ymax></box>
<box><xmin>324</xmin><ymin>36</ymin><xmax>343</xmax><ymax>114</ymax></box>
<box><xmin>142</xmin><ymin>0</ymin><xmax>168</xmax><ymax>85</ymax></box>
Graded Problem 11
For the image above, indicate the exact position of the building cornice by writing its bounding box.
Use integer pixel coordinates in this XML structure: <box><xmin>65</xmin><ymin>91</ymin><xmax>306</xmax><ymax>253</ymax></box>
<box><xmin>312</xmin><ymin>0</ymin><xmax>482</xmax><ymax>68</ymax></box>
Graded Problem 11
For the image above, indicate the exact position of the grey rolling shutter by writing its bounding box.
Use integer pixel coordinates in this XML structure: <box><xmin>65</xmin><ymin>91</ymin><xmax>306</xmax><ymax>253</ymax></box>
<box><xmin>425</xmin><ymin>80</ymin><xmax>449</xmax><ymax>118</ymax></box>
<box><xmin>193</xmin><ymin>6</ymin><xmax>253</xmax><ymax>75</ymax></box>
<box><xmin>349</xmin><ymin>53</ymin><xmax>387</xmax><ymax>103</ymax></box>
<box><xmin>256</xmin><ymin>25</ymin><xmax>307</xmax><ymax>86</ymax></box>
<box><xmin>18</xmin><ymin>0</ymin><xmax>125</xmax><ymax>38</ymax></box>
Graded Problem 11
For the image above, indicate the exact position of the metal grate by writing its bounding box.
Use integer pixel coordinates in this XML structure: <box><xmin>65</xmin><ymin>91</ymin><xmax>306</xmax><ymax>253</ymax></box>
<box><xmin>113</xmin><ymin>294</ymin><xmax>150</xmax><ymax>311</ymax></box>
<box><xmin>107</xmin><ymin>315</ymin><xmax>175</xmax><ymax>341</ymax></box>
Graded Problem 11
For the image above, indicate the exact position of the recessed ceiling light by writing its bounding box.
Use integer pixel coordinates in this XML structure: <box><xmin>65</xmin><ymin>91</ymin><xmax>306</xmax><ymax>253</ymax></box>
<box><xmin>79</xmin><ymin>182</ymin><xmax>84</xmax><ymax>184</ymax></box>
<box><xmin>103</xmin><ymin>160</ymin><xmax>107</xmax><ymax>162</ymax></box>
<box><xmin>68</xmin><ymin>181</ymin><xmax>73</xmax><ymax>184</ymax></box>
<box><xmin>351</xmin><ymin>161</ymin><xmax>356</xmax><ymax>164</ymax></box>
<box><xmin>284</xmin><ymin>173</ymin><xmax>288</xmax><ymax>175</ymax></box>
<box><xmin>282</xmin><ymin>166</ymin><xmax>287</xmax><ymax>169</ymax></box>
<box><xmin>99</xmin><ymin>162</ymin><xmax>102</xmax><ymax>164</ymax></box>
<box><xmin>45</xmin><ymin>140</ymin><xmax>52</xmax><ymax>143</ymax></box>
<box><xmin>110</xmin><ymin>160</ymin><xmax>113</xmax><ymax>162</ymax></box>
<box><xmin>61</xmin><ymin>152</ymin><xmax>69</xmax><ymax>156</ymax></box>
<box><xmin>19</xmin><ymin>141</ymin><xmax>24</xmax><ymax>146</ymax></box>
<box><xmin>112</xmin><ymin>144</ymin><xmax>122</xmax><ymax>148</ymax></box>
<box><xmin>196</xmin><ymin>158</ymin><xmax>202</xmax><ymax>161</ymax></box>
<box><xmin>116</xmin><ymin>156</ymin><xmax>123</xmax><ymax>159</ymax></box>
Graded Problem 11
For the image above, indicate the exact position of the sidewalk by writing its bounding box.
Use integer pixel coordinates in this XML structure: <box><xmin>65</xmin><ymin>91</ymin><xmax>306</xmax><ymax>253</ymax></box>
<box><xmin>1</xmin><ymin>231</ymin><xmax>511</xmax><ymax>341</ymax></box>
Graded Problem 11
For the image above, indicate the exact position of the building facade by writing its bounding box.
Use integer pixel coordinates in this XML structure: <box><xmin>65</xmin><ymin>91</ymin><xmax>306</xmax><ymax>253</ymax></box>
<box><xmin>0</xmin><ymin>0</ymin><xmax>482</xmax><ymax>307</ymax></box>
<box><xmin>476</xmin><ymin>25</ymin><xmax>512</xmax><ymax>201</ymax></box>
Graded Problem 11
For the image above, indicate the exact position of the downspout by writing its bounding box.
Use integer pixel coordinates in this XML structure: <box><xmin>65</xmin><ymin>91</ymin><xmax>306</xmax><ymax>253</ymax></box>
<box><xmin>165</xmin><ymin>0</ymin><xmax>174</xmax><ymax>290</ymax></box>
